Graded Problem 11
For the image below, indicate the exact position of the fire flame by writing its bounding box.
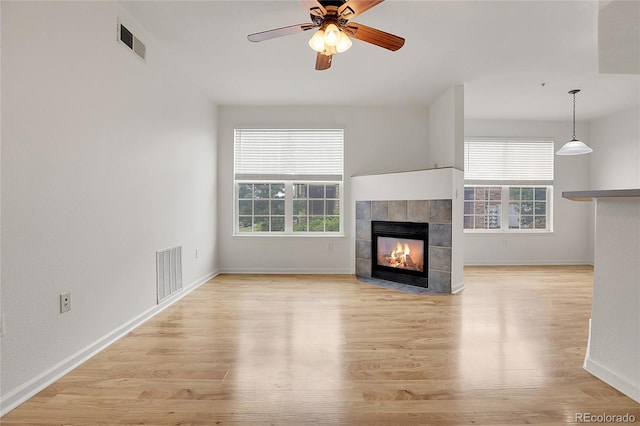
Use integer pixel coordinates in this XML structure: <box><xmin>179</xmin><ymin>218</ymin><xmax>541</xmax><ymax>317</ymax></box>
<box><xmin>390</xmin><ymin>242</ymin><xmax>411</xmax><ymax>267</ymax></box>
<box><xmin>378</xmin><ymin>237</ymin><xmax>423</xmax><ymax>272</ymax></box>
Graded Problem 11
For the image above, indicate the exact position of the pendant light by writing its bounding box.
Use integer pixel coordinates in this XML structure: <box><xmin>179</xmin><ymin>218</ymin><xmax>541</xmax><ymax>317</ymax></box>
<box><xmin>556</xmin><ymin>89</ymin><xmax>593</xmax><ymax>155</ymax></box>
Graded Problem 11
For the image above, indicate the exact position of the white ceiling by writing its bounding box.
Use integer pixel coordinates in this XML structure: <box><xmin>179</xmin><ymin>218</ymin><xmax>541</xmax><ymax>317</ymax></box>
<box><xmin>120</xmin><ymin>0</ymin><xmax>640</xmax><ymax>121</ymax></box>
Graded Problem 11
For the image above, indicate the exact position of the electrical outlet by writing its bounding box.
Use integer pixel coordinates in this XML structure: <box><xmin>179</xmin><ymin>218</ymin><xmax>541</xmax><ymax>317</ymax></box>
<box><xmin>60</xmin><ymin>292</ymin><xmax>71</xmax><ymax>313</ymax></box>
<box><xmin>328</xmin><ymin>242</ymin><xmax>334</xmax><ymax>252</ymax></box>
<box><xmin>195</xmin><ymin>248</ymin><xmax>199</xmax><ymax>259</ymax></box>
<box><xmin>0</xmin><ymin>314</ymin><xmax>5</xmax><ymax>337</ymax></box>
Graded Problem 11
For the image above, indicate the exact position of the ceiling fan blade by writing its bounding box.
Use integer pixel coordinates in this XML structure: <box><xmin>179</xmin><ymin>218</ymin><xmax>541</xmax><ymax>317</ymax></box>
<box><xmin>344</xmin><ymin>22</ymin><xmax>405</xmax><ymax>51</ymax></box>
<box><xmin>315</xmin><ymin>52</ymin><xmax>332</xmax><ymax>70</ymax></box>
<box><xmin>339</xmin><ymin>0</ymin><xmax>385</xmax><ymax>20</ymax></box>
<box><xmin>301</xmin><ymin>0</ymin><xmax>326</xmax><ymax>17</ymax></box>
<box><xmin>248</xmin><ymin>23</ymin><xmax>316</xmax><ymax>42</ymax></box>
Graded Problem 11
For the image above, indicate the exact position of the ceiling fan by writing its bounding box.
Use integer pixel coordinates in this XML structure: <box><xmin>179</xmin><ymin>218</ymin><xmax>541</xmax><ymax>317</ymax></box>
<box><xmin>247</xmin><ymin>0</ymin><xmax>405</xmax><ymax>70</ymax></box>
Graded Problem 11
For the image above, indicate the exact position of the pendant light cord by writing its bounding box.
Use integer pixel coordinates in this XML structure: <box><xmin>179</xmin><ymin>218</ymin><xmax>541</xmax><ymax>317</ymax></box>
<box><xmin>572</xmin><ymin>91</ymin><xmax>577</xmax><ymax>140</ymax></box>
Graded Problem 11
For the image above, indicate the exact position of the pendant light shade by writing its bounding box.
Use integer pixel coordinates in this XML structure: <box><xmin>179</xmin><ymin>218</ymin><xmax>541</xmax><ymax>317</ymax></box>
<box><xmin>556</xmin><ymin>137</ymin><xmax>593</xmax><ymax>155</ymax></box>
<box><xmin>556</xmin><ymin>89</ymin><xmax>593</xmax><ymax>155</ymax></box>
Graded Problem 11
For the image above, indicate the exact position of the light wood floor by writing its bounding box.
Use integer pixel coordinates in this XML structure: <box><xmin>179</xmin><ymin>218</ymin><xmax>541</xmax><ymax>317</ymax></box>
<box><xmin>3</xmin><ymin>266</ymin><xmax>639</xmax><ymax>425</ymax></box>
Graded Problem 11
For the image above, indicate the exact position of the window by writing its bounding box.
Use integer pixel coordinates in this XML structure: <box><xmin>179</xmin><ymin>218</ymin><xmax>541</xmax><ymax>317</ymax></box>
<box><xmin>238</xmin><ymin>183</ymin><xmax>285</xmax><ymax>232</ymax></box>
<box><xmin>464</xmin><ymin>138</ymin><xmax>554</xmax><ymax>232</ymax></box>
<box><xmin>293</xmin><ymin>183</ymin><xmax>341</xmax><ymax>232</ymax></box>
<box><xmin>463</xmin><ymin>185</ymin><xmax>551</xmax><ymax>230</ymax></box>
<box><xmin>234</xmin><ymin>129</ymin><xmax>344</xmax><ymax>235</ymax></box>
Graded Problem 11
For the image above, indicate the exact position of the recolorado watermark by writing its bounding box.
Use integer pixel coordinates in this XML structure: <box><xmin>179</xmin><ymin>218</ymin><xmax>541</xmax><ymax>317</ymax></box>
<box><xmin>575</xmin><ymin>412</ymin><xmax>636</xmax><ymax>423</ymax></box>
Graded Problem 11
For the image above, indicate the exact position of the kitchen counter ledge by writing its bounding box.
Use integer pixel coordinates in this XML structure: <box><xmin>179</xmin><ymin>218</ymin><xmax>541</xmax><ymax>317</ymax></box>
<box><xmin>562</xmin><ymin>188</ymin><xmax>640</xmax><ymax>201</ymax></box>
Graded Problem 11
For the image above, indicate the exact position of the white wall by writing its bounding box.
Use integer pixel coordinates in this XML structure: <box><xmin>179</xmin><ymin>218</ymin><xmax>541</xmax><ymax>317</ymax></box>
<box><xmin>585</xmin><ymin>198</ymin><xmax>640</xmax><ymax>403</ymax></box>
<box><xmin>351</xmin><ymin>168</ymin><xmax>455</xmax><ymax>201</ymax></box>
<box><xmin>0</xmin><ymin>1</ymin><xmax>3</xmax><ymax>347</ymax></box>
<box><xmin>583</xmin><ymin>106</ymin><xmax>640</xmax><ymax>404</ymax></box>
<box><xmin>1</xmin><ymin>1</ymin><xmax>218</xmax><ymax>411</ymax></box>
<box><xmin>585</xmin><ymin>106</ymin><xmax>640</xmax><ymax>258</ymax></box>
<box><xmin>589</xmin><ymin>106</ymin><xmax>640</xmax><ymax>189</ymax></box>
<box><xmin>464</xmin><ymin>119</ymin><xmax>592</xmax><ymax>264</ymax></box>
<box><xmin>426</xmin><ymin>85</ymin><xmax>465</xmax><ymax>290</ymax></box>
<box><xmin>428</xmin><ymin>86</ymin><xmax>465</xmax><ymax>170</ymax></box>
<box><xmin>218</xmin><ymin>106</ymin><xmax>429</xmax><ymax>273</ymax></box>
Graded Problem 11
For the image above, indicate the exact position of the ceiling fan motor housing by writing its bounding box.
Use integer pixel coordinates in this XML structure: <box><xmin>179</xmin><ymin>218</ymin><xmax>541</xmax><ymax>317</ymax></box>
<box><xmin>319</xmin><ymin>0</ymin><xmax>347</xmax><ymax>7</ymax></box>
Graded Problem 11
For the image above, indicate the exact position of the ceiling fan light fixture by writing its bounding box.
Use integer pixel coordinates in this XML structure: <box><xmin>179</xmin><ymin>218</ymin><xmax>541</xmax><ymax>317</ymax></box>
<box><xmin>250</xmin><ymin>0</ymin><xmax>405</xmax><ymax>70</ymax></box>
<box><xmin>323</xmin><ymin>23</ymin><xmax>340</xmax><ymax>46</ymax></box>
<box><xmin>556</xmin><ymin>89</ymin><xmax>593</xmax><ymax>156</ymax></box>
<box><xmin>308</xmin><ymin>29</ymin><xmax>325</xmax><ymax>52</ymax></box>
<box><xmin>323</xmin><ymin>44</ymin><xmax>337</xmax><ymax>56</ymax></box>
<box><xmin>335</xmin><ymin>31</ymin><xmax>352</xmax><ymax>53</ymax></box>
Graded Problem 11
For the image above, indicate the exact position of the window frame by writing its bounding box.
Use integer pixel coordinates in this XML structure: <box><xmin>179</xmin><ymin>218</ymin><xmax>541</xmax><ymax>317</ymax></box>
<box><xmin>234</xmin><ymin>180</ymin><xmax>344</xmax><ymax>236</ymax></box>
<box><xmin>236</xmin><ymin>181</ymin><xmax>287</xmax><ymax>233</ymax></box>
<box><xmin>464</xmin><ymin>137</ymin><xmax>555</xmax><ymax>234</ymax></box>
<box><xmin>463</xmin><ymin>185</ymin><xmax>554</xmax><ymax>233</ymax></box>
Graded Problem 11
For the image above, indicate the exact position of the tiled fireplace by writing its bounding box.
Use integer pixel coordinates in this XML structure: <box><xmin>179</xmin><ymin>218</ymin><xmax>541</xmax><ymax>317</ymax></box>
<box><xmin>355</xmin><ymin>199</ymin><xmax>453</xmax><ymax>293</ymax></box>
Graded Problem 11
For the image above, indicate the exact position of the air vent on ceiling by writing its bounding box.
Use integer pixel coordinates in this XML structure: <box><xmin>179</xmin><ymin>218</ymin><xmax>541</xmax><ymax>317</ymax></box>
<box><xmin>118</xmin><ymin>20</ymin><xmax>146</xmax><ymax>61</ymax></box>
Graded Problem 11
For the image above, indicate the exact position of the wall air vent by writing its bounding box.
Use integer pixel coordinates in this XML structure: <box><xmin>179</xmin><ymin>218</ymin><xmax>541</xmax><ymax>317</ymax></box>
<box><xmin>156</xmin><ymin>246</ymin><xmax>183</xmax><ymax>304</ymax></box>
<box><xmin>118</xmin><ymin>20</ymin><xmax>146</xmax><ymax>61</ymax></box>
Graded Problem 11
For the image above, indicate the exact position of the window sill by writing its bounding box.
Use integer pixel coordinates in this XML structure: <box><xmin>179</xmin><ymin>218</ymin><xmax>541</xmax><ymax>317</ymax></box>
<box><xmin>233</xmin><ymin>233</ymin><xmax>345</xmax><ymax>238</ymax></box>
<box><xmin>464</xmin><ymin>229</ymin><xmax>554</xmax><ymax>234</ymax></box>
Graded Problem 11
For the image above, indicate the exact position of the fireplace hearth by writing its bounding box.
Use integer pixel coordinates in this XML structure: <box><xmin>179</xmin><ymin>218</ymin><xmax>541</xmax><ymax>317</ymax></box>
<box><xmin>371</xmin><ymin>221</ymin><xmax>428</xmax><ymax>288</ymax></box>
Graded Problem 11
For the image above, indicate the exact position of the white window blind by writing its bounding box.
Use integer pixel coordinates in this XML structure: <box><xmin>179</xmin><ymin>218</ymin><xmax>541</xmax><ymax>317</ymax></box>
<box><xmin>234</xmin><ymin>129</ymin><xmax>344</xmax><ymax>181</ymax></box>
<box><xmin>464</xmin><ymin>138</ymin><xmax>554</xmax><ymax>185</ymax></box>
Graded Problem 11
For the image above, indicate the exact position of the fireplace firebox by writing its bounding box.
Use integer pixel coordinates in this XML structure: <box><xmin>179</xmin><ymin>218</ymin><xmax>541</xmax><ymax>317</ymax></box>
<box><xmin>371</xmin><ymin>221</ymin><xmax>428</xmax><ymax>288</ymax></box>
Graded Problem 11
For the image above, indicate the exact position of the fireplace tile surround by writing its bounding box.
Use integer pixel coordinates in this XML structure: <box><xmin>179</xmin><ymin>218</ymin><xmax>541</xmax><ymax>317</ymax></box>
<box><xmin>356</xmin><ymin>199</ymin><xmax>453</xmax><ymax>293</ymax></box>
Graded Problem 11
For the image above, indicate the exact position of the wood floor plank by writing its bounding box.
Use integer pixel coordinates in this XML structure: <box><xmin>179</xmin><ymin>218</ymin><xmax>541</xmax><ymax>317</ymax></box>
<box><xmin>3</xmin><ymin>266</ymin><xmax>639</xmax><ymax>425</ymax></box>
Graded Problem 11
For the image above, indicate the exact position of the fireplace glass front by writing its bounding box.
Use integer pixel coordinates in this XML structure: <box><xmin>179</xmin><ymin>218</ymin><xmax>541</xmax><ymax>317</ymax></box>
<box><xmin>371</xmin><ymin>221</ymin><xmax>428</xmax><ymax>288</ymax></box>
<box><xmin>376</xmin><ymin>236</ymin><xmax>425</xmax><ymax>272</ymax></box>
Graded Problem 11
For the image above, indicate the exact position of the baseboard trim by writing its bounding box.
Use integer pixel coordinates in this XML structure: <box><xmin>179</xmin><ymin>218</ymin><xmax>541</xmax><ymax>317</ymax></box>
<box><xmin>451</xmin><ymin>281</ymin><xmax>465</xmax><ymax>294</ymax></box>
<box><xmin>0</xmin><ymin>271</ymin><xmax>218</xmax><ymax>416</ymax></box>
<box><xmin>584</xmin><ymin>356</ymin><xmax>640</xmax><ymax>404</ymax></box>
<box><xmin>219</xmin><ymin>268</ymin><xmax>354</xmax><ymax>275</ymax></box>
<box><xmin>583</xmin><ymin>318</ymin><xmax>592</xmax><ymax>369</ymax></box>
<box><xmin>464</xmin><ymin>261</ymin><xmax>594</xmax><ymax>266</ymax></box>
